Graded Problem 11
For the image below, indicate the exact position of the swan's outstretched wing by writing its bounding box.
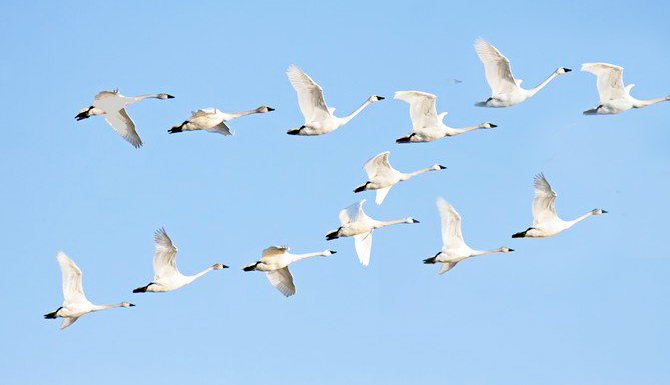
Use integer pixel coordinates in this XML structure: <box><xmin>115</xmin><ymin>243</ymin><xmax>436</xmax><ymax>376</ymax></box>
<box><xmin>60</xmin><ymin>317</ymin><xmax>80</xmax><ymax>330</ymax></box>
<box><xmin>94</xmin><ymin>89</ymin><xmax>119</xmax><ymax>100</ymax></box>
<box><xmin>531</xmin><ymin>173</ymin><xmax>558</xmax><ymax>225</ymax></box>
<box><xmin>439</xmin><ymin>262</ymin><xmax>457</xmax><ymax>275</ymax></box>
<box><xmin>436</xmin><ymin>197</ymin><xmax>466</xmax><ymax>250</ymax></box>
<box><xmin>474</xmin><ymin>38</ymin><xmax>517</xmax><ymax>96</ymax></box>
<box><xmin>363</xmin><ymin>151</ymin><xmax>395</xmax><ymax>179</ymax></box>
<box><xmin>103</xmin><ymin>109</ymin><xmax>143</xmax><ymax>148</ymax></box>
<box><xmin>287</xmin><ymin>65</ymin><xmax>330</xmax><ymax>123</ymax></box>
<box><xmin>339</xmin><ymin>199</ymin><xmax>368</xmax><ymax>225</ymax></box>
<box><xmin>354</xmin><ymin>231</ymin><xmax>373</xmax><ymax>266</ymax></box>
<box><xmin>57</xmin><ymin>252</ymin><xmax>88</xmax><ymax>306</ymax></box>
<box><xmin>375</xmin><ymin>186</ymin><xmax>392</xmax><ymax>205</ymax></box>
<box><xmin>394</xmin><ymin>91</ymin><xmax>440</xmax><ymax>129</ymax></box>
<box><xmin>581</xmin><ymin>63</ymin><xmax>626</xmax><ymax>103</ymax></box>
<box><xmin>262</xmin><ymin>245</ymin><xmax>289</xmax><ymax>260</ymax></box>
<box><xmin>191</xmin><ymin>108</ymin><xmax>218</xmax><ymax>118</ymax></box>
<box><xmin>209</xmin><ymin>121</ymin><xmax>232</xmax><ymax>135</ymax></box>
<box><xmin>265</xmin><ymin>267</ymin><xmax>295</xmax><ymax>297</ymax></box>
<box><xmin>152</xmin><ymin>228</ymin><xmax>179</xmax><ymax>281</ymax></box>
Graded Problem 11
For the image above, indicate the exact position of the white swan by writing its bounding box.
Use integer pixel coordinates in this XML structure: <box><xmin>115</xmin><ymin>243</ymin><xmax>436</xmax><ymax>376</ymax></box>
<box><xmin>512</xmin><ymin>174</ymin><xmax>607</xmax><ymax>238</ymax></box>
<box><xmin>44</xmin><ymin>251</ymin><xmax>135</xmax><ymax>330</ymax></box>
<box><xmin>581</xmin><ymin>62</ymin><xmax>670</xmax><ymax>115</ymax></box>
<box><xmin>326</xmin><ymin>200</ymin><xmax>419</xmax><ymax>266</ymax></box>
<box><xmin>243</xmin><ymin>246</ymin><xmax>335</xmax><ymax>297</ymax></box>
<box><xmin>394</xmin><ymin>91</ymin><xmax>497</xmax><ymax>142</ymax></box>
<box><xmin>169</xmin><ymin>106</ymin><xmax>275</xmax><ymax>135</ymax></box>
<box><xmin>474</xmin><ymin>38</ymin><xmax>571</xmax><ymax>107</ymax></box>
<box><xmin>354</xmin><ymin>151</ymin><xmax>446</xmax><ymax>204</ymax></box>
<box><xmin>133</xmin><ymin>228</ymin><xmax>228</xmax><ymax>293</ymax></box>
<box><xmin>76</xmin><ymin>89</ymin><xmax>174</xmax><ymax>148</ymax></box>
<box><xmin>286</xmin><ymin>65</ymin><xmax>384</xmax><ymax>135</ymax></box>
<box><xmin>423</xmin><ymin>197</ymin><xmax>514</xmax><ymax>274</ymax></box>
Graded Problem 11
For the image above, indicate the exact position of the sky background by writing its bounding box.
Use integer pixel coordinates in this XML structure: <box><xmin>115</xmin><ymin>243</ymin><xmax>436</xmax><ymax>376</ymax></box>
<box><xmin>1</xmin><ymin>1</ymin><xmax>669</xmax><ymax>384</ymax></box>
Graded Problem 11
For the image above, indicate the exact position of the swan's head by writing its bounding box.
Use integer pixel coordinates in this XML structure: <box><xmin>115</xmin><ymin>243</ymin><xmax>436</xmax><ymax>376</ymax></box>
<box><xmin>323</xmin><ymin>250</ymin><xmax>337</xmax><ymax>257</ymax></box>
<box><xmin>121</xmin><ymin>302</ymin><xmax>135</xmax><ymax>307</ymax></box>
<box><xmin>500</xmin><ymin>247</ymin><xmax>514</xmax><ymax>253</ymax></box>
<box><xmin>480</xmin><ymin>122</ymin><xmax>497</xmax><ymax>129</ymax></box>
<box><xmin>369</xmin><ymin>95</ymin><xmax>385</xmax><ymax>103</ymax></box>
<box><xmin>556</xmin><ymin>67</ymin><xmax>572</xmax><ymax>75</ymax></box>
<box><xmin>158</xmin><ymin>93</ymin><xmax>175</xmax><ymax>99</ymax></box>
<box><xmin>432</xmin><ymin>164</ymin><xmax>447</xmax><ymax>170</ymax></box>
<box><xmin>405</xmin><ymin>217</ymin><xmax>420</xmax><ymax>224</ymax></box>
<box><xmin>212</xmin><ymin>264</ymin><xmax>229</xmax><ymax>270</ymax></box>
<box><xmin>257</xmin><ymin>106</ymin><xmax>275</xmax><ymax>113</ymax></box>
<box><xmin>591</xmin><ymin>208</ymin><xmax>608</xmax><ymax>215</ymax></box>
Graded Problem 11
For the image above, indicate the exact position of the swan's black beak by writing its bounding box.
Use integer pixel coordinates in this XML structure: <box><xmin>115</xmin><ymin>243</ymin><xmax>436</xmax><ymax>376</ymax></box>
<box><xmin>329</xmin><ymin>250</ymin><xmax>337</xmax><ymax>255</ymax></box>
<box><xmin>564</xmin><ymin>68</ymin><xmax>572</xmax><ymax>72</ymax></box>
<box><xmin>602</xmin><ymin>210</ymin><xmax>608</xmax><ymax>214</ymax></box>
<box><xmin>377</xmin><ymin>96</ymin><xmax>385</xmax><ymax>100</ymax></box>
<box><xmin>267</xmin><ymin>107</ymin><xmax>275</xmax><ymax>111</ymax></box>
<box><xmin>438</xmin><ymin>165</ymin><xmax>447</xmax><ymax>169</ymax></box>
<box><xmin>129</xmin><ymin>303</ymin><xmax>136</xmax><ymax>307</ymax></box>
<box><xmin>222</xmin><ymin>265</ymin><xmax>230</xmax><ymax>268</ymax></box>
<box><xmin>412</xmin><ymin>219</ymin><xmax>420</xmax><ymax>223</ymax></box>
<box><xmin>166</xmin><ymin>95</ymin><xmax>175</xmax><ymax>99</ymax></box>
<box><xmin>508</xmin><ymin>249</ymin><xmax>515</xmax><ymax>252</ymax></box>
<box><xmin>489</xmin><ymin>123</ymin><xmax>498</xmax><ymax>128</ymax></box>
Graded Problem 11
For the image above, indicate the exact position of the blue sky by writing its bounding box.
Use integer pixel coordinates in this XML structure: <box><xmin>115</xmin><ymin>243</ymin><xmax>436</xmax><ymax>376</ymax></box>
<box><xmin>1</xmin><ymin>0</ymin><xmax>669</xmax><ymax>383</ymax></box>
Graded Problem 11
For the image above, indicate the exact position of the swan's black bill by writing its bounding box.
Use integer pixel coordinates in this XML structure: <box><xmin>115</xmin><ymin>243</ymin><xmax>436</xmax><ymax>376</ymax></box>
<box><xmin>438</xmin><ymin>165</ymin><xmax>447</xmax><ymax>169</ymax></box>
<box><xmin>376</xmin><ymin>96</ymin><xmax>385</xmax><ymax>100</ymax></box>
<box><xmin>602</xmin><ymin>210</ymin><xmax>608</xmax><ymax>214</ymax></box>
<box><xmin>329</xmin><ymin>250</ymin><xmax>337</xmax><ymax>254</ymax></box>
<box><xmin>222</xmin><ymin>265</ymin><xmax>230</xmax><ymax>268</ymax></box>
<box><xmin>411</xmin><ymin>219</ymin><xmax>420</xmax><ymax>223</ymax></box>
<box><xmin>267</xmin><ymin>107</ymin><xmax>275</xmax><ymax>111</ymax></box>
<box><xmin>166</xmin><ymin>95</ymin><xmax>175</xmax><ymax>99</ymax></box>
<box><xmin>489</xmin><ymin>123</ymin><xmax>498</xmax><ymax>128</ymax></box>
<box><xmin>129</xmin><ymin>303</ymin><xmax>136</xmax><ymax>306</ymax></box>
<box><xmin>508</xmin><ymin>249</ymin><xmax>515</xmax><ymax>252</ymax></box>
<box><xmin>563</xmin><ymin>68</ymin><xmax>572</xmax><ymax>72</ymax></box>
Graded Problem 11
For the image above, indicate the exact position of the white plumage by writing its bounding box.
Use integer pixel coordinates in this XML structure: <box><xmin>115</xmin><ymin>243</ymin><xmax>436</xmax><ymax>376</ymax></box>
<box><xmin>169</xmin><ymin>106</ymin><xmax>274</xmax><ymax>135</ymax></box>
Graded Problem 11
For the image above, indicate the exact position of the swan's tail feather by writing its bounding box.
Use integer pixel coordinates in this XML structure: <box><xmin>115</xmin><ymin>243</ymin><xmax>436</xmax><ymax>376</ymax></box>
<box><xmin>43</xmin><ymin>307</ymin><xmax>62</xmax><ymax>319</ymax></box>
<box><xmin>243</xmin><ymin>262</ymin><xmax>259</xmax><ymax>272</ymax></box>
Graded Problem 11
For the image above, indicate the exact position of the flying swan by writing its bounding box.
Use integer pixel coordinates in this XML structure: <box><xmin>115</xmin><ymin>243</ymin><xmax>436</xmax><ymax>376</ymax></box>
<box><xmin>354</xmin><ymin>151</ymin><xmax>446</xmax><ymax>204</ymax></box>
<box><xmin>76</xmin><ymin>89</ymin><xmax>174</xmax><ymax>148</ymax></box>
<box><xmin>133</xmin><ymin>228</ymin><xmax>228</xmax><ymax>293</ymax></box>
<box><xmin>394</xmin><ymin>90</ymin><xmax>497</xmax><ymax>142</ymax></box>
<box><xmin>44</xmin><ymin>251</ymin><xmax>135</xmax><ymax>330</ymax></box>
<box><xmin>169</xmin><ymin>106</ymin><xmax>275</xmax><ymax>135</ymax></box>
<box><xmin>326</xmin><ymin>200</ymin><xmax>419</xmax><ymax>266</ymax></box>
<box><xmin>512</xmin><ymin>174</ymin><xmax>607</xmax><ymax>238</ymax></box>
<box><xmin>581</xmin><ymin>62</ymin><xmax>670</xmax><ymax>115</ymax></box>
<box><xmin>286</xmin><ymin>65</ymin><xmax>384</xmax><ymax>135</ymax></box>
<box><xmin>423</xmin><ymin>197</ymin><xmax>514</xmax><ymax>274</ymax></box>
<box><xmin>474</xmin><ymin>38</ymin><xmax>571</xmax><ymax>107</ymax></box>
<box><xmin>243</xmin><ymin>246</ymin><xmax>335</xmax><ymax>297</ymax></box>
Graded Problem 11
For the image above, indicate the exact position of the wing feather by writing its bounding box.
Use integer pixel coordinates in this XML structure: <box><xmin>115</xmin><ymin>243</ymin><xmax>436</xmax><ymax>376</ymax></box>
<box><xmin>265</xmin><ymin>267</ymin><xmax>295</xmax><ymax>297</ymax></box>
<box><xmin>436</xmin><ymin>197</ymin><xmax>466</xmax><ymax>250</ymax></box>
<box><xmin>354</xmin><ymin>231</ymin><xmax>373</xmax><ymax>266</ymax></box>
<box><xmin>581</xmin><ymin>62</ymin><xmax>627</xmax><ymax>103</ymax></box>
<box><xmin>103</xmin><ymin>109</ymin><xmax>143</xmax><ymax>148</ymax></box>
<box><xmin>394</xmin><ymin>91</ymin><xmax>440</xmax><ymax>129</ymax></box>
<box><xmin>531</xmin><ymin>173</ymin><xmax>558</xmax><ymax>225</ymax></box>
<box><xmin>56</xmin><ymin>252</ymin><xmax>88</xmax><ymax>305</ymax></box>
<box><xmin>474</xmin><ymin>38</ymin><xmax>518</xmax><ymax>96</ymax></box>
<box><xmin>287</xmin><ymin>65</ymin><xmax>330</xmax><ymax>123</ymax></box>
<box><xmin>152</xmin><ymin>228</ymin><xmax>179</xmax><ymax>280</ymax></box>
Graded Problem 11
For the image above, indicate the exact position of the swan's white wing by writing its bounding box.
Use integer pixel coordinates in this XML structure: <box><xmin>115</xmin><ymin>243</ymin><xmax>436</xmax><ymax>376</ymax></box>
<box><xmin>57</xmin><ymin>252</ymin><xmax>88</xmax><ymax>305</ymax></box>
<box><xmin>209</xmin><ymin>121</ymin><xmax>232</xmax><ymax>135</ymax></box>
<box><xmin>339</xmin><ymin>199</ymin><xmax>368</xmax><ymax>225</ymax></box>
<box><xmin>531</xmin><ymin>173</ymin><xmax>558</xmax><ymax>225</ymax></box>
<box><xmin>439</xmin><ymin>262</ymin><xmax>457</xmax><ymax>275</ymax></box>
<box><xmin>265</xmin><ymin>267</ymin><xmax>295</xmax><ymax>297</ymax></box>
<box><xmin>191</xmin><ymin>108</ymin><xmax>219</xmax><ymax>118</ymax></box>
<box><xmin>375</xmin><ymin>186</ymin><xmax>392</xmax><ymax>205</ymax></box>
<box><xmin>394</xmin><ymin>91</ymin><xmax>440</xmax><ymax>129</ymax></box>
<box><xmin>354</xmin><ymin>231</ymin><xmax>373</xmax><ymax>266</ymax></box>
<box><xmin>287</xmin><ymin>65</ymin><xmax>330</xmax><ymax>123</ymax></box>
<box><xmin>436</xmin><ymin>197</ymin><xmax>466</xmax><ymax>250</ymax></box>
<box><xmin>103</xmin><ymin>109</ymin><xmax>143</xmax><ymax>148</ymax></box>
<box><xmin>60</xmin><ymin>317</ymin><xmax>80</xmax><ymax>330</ymax></box>
<box><xmin>581</xmin><ymin>63</ymin><xmax>626</xmax><ymax>103</ymax></box>
<box><xmin>474</xmin><ymin>38</ymin><xmax>517</xmax><ymax>96</ymax></box>
<box><xmin>262</xmin><ymin>245</ymin><xmax>289</xmax><ymax>259</ymax></box>
<box><xmin>153</xmin><ymin>228</ymin><xmax>179</xmax><ymax>281</ymax></box>
<box><xmin>94</xmin><ymin>89</ymin><xmax>119</xmax><ymax>100</ymax></box>
<box><xmin>363</xmin><ymin>151</ymin><xmax>395</xmax><ymax>179</ymax></box>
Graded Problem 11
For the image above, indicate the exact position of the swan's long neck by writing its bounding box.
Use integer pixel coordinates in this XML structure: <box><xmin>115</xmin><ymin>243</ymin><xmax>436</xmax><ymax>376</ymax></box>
<box><xmin>91</xmin><ymin>303</ymin><xmax>126</xmax><ymax>312</ymax></box>
<box><xmin>185</xmin><ymin>266</ymin><xmax>215</xmax><ymax>283</ymax></box>
<box><xmin>339</xmin><ymin>99</ymin><xmax>373</xmax><ymax>124</ymax></box>
<box><xmin>290</xmin><ymin>251</ymin><xmax>329</xmax><ymax>263</ymax></box>
<box><xmin>471</xmin><ymin>247</ymin><xmax>506</xmax><ymax>256</ymax></box>
<box><xmin>633</xmin><ymin>96</ymin><xmax>670</xmax><ymax>108</ymax></box>
<box><xmin>526</xmin><ymin>72</ymin><xmax>559</xmax><ymax>97</ymax></box>
<box><xmin>399</xmin><ymin>167</ymin><xmax>435</xmax><ymax>181</ymax></box>
<box><xmin>225</xmin><ymin>108</ymin><xmax>263</xmax><ymax>120</ymax></box>
<box><xmin>373</xmin><ymin>219</ymin><xmax>408</xmax><ymax>229</ymax></box>
<box><xmin>131</xmin><ymin>94</ymin><xmax>164</xmax><ymax>102</ymax></box>
<box><xmin>448</xmin><ymin>125</ymin><xmax>483</xmax><ymax>135</ymax></box>
<box><xmin>565</xmin><ymin>212</ymin><xmax>594</xmax><ymax>229</ymax></box>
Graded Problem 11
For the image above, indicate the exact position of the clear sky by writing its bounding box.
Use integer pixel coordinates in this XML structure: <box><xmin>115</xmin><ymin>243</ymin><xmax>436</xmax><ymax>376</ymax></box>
<box><xmin>1</xmin><ymin>0</ymin><xmax>669</xmax><ymax>383</ymax></box>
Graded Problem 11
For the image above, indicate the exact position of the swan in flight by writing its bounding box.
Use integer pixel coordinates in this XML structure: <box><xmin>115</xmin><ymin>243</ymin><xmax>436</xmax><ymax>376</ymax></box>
<box><xmin>133</xmin><ymin>228</ymin><xmax>228</xmax><ymax>293</ymax></box>
<box><xmin>473</xmin><ymin>38</ymin><xmax>571</xmax><ymax>107</ymax></box>
<box><xmin>394</xmin><ymin>91</ymin><xmax>497</xmax><ymax>142</ymax></box>
<box><xmin>581</xmin><ymin>62</ymin><xmax>670</xmax><ymax>115</ymax></box>
<box><xmin>354</xmin><ymin>151</ymin><xmax>446</xmax><ymax>204</ymax></box>
<box><xmin>423</xmin><ymin>197</ymin><xmax>514</xmax><ymax>275</ymax></box>
<box><xmin>168</xmin><ymin>106</ymin><xmax>275</xmax><ymax>135</ymax></box>
<box><xmin>76</xmin><ymin>89</ymin><xmax>174</xmax><ymax>148</ymax></box>
<box><xmin>326</xmin><ymin>200</ymin><xmax>419</xmax><ymax>266</ymax></box>
<box><xmin>286</xmin><ymin>65</ymin><xmax>384</xmax><ymax>135</ymax></box>
<box><xmin>512</xmin><ymin>174</ymin><xmax>607</xmax><ymax>238</ymax></box>
<box><xmin>243</xmin><ymin>246</ymin><xmax>335</xmax><ymax>297</ymax></box>
<box><xmin>44</xmin><ymin>252</ymin><xmax>135</xmax><ymax>330</ymax></box>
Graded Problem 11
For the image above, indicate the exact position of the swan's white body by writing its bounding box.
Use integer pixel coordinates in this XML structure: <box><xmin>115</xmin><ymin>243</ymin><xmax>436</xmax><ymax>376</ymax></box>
<box><xmin>354</xmin><ymin>151</ymin><xmax>446</xmax><ymax>204</ymax></box>
<box><xmin>286</xmin><ymin>65</ymin><xmax>384</xmax><ymax>135</ymax></box>
<box><xmin>169</xmin><ymin>106</ymin><xmax>274</xmax><ymax>135</ymax></box>
<box><xmin>474</xmin><ymin>38</ymin><xmax>571</xmax><ymax>107</ymax></box>
<box><xmin>423</xmin><ymin>198</ymin><xmax>513</xmax><ymax>274</ymax></box>
<box><xmin>243</xmin><ymin>246</ymin><xmax>335</xmax><ymax>297</ymax></box>
<box><xmin>581</xmin><ymin>62</ymin><xmax>670</xmax><ymax>115</ymax></box>
<box><xmin>133</xmin><ymin>229</ymin><xmax>228</xmax><ymax>293</ymax></box>
<box><xmin>512</xmin><ymin>174</ymin><xmax>607</xmax><ymax>238</ymax></box>
<box><xmin>394</xmin><ymin>91</ymin><xmax>496</xmax><ymax>142</ymax></box>
<box><xmin>326</xmin><ymin>200</ymin><xmax>419</xmax><ymax>266</ymax></box>
<box><xmin>44</xmin><ymin>252</ymin><xmax>134</xmax><ymax>330</ymax></box>
<box><xmin>76</xmin><ymin>89</ymin><xmax>174</xmax><ymax>148</ymax></box>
